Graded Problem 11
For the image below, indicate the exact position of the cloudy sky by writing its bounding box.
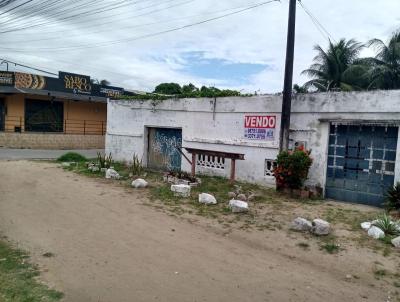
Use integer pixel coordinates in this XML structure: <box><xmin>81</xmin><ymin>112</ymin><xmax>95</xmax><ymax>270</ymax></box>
<box><xmin>0</xmin><ymin>0</ymin><xmax>399</xmax><ymax>93</ymax></box>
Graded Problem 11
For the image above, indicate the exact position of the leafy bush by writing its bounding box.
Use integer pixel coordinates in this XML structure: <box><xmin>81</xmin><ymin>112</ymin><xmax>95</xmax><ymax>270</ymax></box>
<box><xmin>119</xmin><ymin>83</ymin><xmax>243</xmax><ymax>101</ymax></box>
<box><xmin>97</xmin><ymin>152</ymin><xmax>113</xmax><ymax>169</ymax></box>
<box><xmin>274</xmin><ymin>146</ymin><xmax>313</xmax><ymax>189</ymax></box>
<box><xmin>373</xmin><ymin>213</ymin><xmax>400</xmax><ymax>236</ymax></box>
<box><xmin>129</xmin><ymin>153</ymin><xmax>143</xmax><ymax>176</ymax></box>
<box><xmin>384</xmin><ymin>182</ymin><xmax>400</xmax><ymax>212</ymax></box>
<box><xmin>57</xmin><ymin>152</ymin><xmax>87</xmax><ymax>162</ymax></box>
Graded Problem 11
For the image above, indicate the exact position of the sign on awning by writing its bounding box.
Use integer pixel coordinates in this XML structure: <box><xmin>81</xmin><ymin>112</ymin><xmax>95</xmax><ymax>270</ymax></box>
<box><xmin>0</xmin><ymin>71</ymin><xmax>14</xmax><ymax>86</ymax></box>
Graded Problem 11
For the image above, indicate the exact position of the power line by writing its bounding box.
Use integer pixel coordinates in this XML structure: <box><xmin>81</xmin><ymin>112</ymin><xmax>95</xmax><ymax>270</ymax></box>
<box><xmin>0</xmin><ymin>0</ymin><xmax>279</xmax><ymax>52</ymax></box>
<box><xmin>0</xmin><ymin>0</ymin><xmax>35</xmax><ymax>17</ymax></box>
<box><xmin>298</xmin><ymin>0</ymin><xmax>336</xmax><ymax>43</ymax></box>
<box><xmin>0</xmin><ymin>58</ymin><xmax>58</xmax><ymax>75</ymax></box>
<box><xmin>6</xmin><ymin>0</ymin><xmax>252</xmax><ymax>44</ymax></box>
<box><xmin>1</xmin><ymin>0</ymin><xmax>183</xmax><ymax>36</ymax></box>
<box><xmin>0</xmin><ymin>0</ymin><xmax>107</xmax><ymax>24</ymax></box>
<box><xmin>0</xmin><ymin>0</ymin><xmax>155</xmax><ymax>33</ymax></box>
<box><xmin>0</xmin><ymin>1</ymin><xmax>15</xmax><ymax>9</ymax></box>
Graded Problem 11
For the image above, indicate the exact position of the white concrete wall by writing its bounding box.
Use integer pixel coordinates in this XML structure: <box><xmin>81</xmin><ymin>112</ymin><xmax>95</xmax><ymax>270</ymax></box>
<box><xmin>106</xmin><ymin>97</ymin><xmax>281</xmax><ymax>185</ymax></box>
<box><xmin>106</xmin><ymin>90</ymin><xmax>400</xmax><ymax>188</ymax></box>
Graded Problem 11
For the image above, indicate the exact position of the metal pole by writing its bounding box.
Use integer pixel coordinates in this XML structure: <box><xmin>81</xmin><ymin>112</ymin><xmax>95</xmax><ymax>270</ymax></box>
<box><xmin>279</xmin><ymin>0</ymin><xmax>297</xmax><ymax>151</ymax></box>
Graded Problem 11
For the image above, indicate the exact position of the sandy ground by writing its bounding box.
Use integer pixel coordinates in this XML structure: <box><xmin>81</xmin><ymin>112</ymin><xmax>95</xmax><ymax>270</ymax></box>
<box><xmin>0</xmin><ymin>160</ymin><xmax>398</xmax><ymax>302</ymax></box>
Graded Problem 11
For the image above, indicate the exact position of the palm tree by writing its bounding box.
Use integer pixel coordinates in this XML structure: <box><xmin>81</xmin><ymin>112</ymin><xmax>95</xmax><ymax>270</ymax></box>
<box><xmin>365</xmin><ymin>30</ymin><xmax>400</xmax><ymax>90</ymax></box>
<box><xmin>302</xmin><ymin>39</ymin><xmax>368</xmax><ymax>91</ymax></box>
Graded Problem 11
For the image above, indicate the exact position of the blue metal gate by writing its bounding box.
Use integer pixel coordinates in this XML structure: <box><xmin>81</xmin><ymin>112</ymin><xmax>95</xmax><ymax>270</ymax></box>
<box><xmin>326</xmin><ymin>124</ymin><xmax>398</xmax><ymax>206</ymax></box>
<box><xmin>148</xmin><ymin>128</ymin><xmax>182</xmax><ymax>171</ymax></box>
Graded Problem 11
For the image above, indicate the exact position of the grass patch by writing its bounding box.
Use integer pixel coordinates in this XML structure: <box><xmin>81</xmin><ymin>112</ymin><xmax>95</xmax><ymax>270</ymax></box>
<box><xmin>322</xmin><ymin>207</ymin><xmax>377</xmax><ymax>231</ymax></box>
<box><xmin>321</xmin><ymin>242</ymin><xmax>340</xmax><ymax>254</ymax></box>
<box><xmin>57</xmin><ymin>152</ymin><xmax>87</xmax><ymax>162</ymax></box>
<box><xmin>0</xmin><ymin>240</ymin><xmax>63</xmax><ymax>302</ymax></box>
<box><xmin>373</xmin><ymin>269</ymin><xmax>387</xmax><ymax>279</ymax></box>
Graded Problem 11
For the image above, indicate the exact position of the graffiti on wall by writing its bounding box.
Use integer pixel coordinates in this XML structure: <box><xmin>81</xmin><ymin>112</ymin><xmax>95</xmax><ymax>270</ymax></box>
<box><xmin>148</xmin><ymin>128</ymin><xmax>182</xmax><ymax>171</ymax></box>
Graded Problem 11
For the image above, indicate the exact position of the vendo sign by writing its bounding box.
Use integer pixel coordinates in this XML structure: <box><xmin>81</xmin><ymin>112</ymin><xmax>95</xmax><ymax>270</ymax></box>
<box><xmin>244</xmin><ymin>115</ymin><xmax>276</xmax><ymax>141</ymax></box>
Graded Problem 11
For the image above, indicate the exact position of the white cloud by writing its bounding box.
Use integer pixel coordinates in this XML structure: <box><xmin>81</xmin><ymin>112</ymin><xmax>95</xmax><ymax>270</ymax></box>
<box><xmin>1</xmin><ymin>0</ymin><xmax>399</xmax><ymax>93</ymax></box>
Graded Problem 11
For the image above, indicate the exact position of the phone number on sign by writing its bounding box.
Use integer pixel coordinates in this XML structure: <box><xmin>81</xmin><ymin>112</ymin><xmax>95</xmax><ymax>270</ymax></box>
<box><xmin>244</xmin><ymin>128</ymin><xmax>275</xmax><ymax>140</ymax></box>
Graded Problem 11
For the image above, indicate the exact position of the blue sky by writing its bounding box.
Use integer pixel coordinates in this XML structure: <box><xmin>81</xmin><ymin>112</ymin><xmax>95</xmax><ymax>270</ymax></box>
<box><xmin>179</xmin><ymin>52</ymin><xmax>268</xmax><ymax>86</ymax></box>
<box><xmin>1</xmin><ymin>0</ymin><xmax>399</xmax><ymax>93</ymax></box>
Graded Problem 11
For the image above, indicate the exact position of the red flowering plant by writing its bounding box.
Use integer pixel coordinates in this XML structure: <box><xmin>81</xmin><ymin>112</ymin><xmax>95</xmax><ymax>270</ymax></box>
<box><xmin>274</xmin><ymin>146</ymin><xmax>313</xmax><ymax>190</ymax></box>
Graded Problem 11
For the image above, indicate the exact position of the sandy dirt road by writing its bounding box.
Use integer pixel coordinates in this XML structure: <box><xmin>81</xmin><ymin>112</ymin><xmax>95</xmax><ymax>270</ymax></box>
<box><xmin>0</xmin><ymin>161</ymin><xmax>395</xmax><ymax>302</ymax></box>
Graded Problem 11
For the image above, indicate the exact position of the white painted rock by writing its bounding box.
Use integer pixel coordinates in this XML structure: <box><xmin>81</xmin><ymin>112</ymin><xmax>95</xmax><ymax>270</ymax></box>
<box><xmin>91</xmin><ymin>166</ymin><xmax>100</xmax><ymax>172</ymax></box>
<box><xmin>311</xmin><ymin>219</ymin><xmax>331</xmax><ymax>235</ymax></box>
<box><xmin>131</xmin><ymin>178</ymin><xmax>148</xmax><ymax>188</ymax></box>
<box><xmin>291</xmin><ymin>217</ymin><xmax>312</xmax><ymax>232</ymax></box>
<box><xmin>368</xmin><ymin>226</ymin><xmax>385</xmax><ymax>239</ymax></box>
<box><xmin>229</xmin><ymin>200</ymin><xmax>249</xmax><ymax>213</ymax></box>
<box><xmin>198</xmin><ymin>193</ymin><xmax>217</xmax><ymax>205</ymax></box>
<box><xmin>361</xmin><ymin>222</ymin><xmax>372</xmax><ymax>231</ymax></box>
<box><xmin>171</xmin><ymin>184</ymin><xmax>191</xmax><ymax>197</ymax></box>
<box><xmin>61</xmin><ymin>162</ymin><xmax>71</xmax><ymax>167</ymax></box>
<box><xmin>105</xmin><ymin>168</ymin><xmax>120</xmax><ymax>179</ymax></box>
<box><xmin>392</xmin><ymin>236</ymin><xmax>400</xmax><ymax>248</ymax></box>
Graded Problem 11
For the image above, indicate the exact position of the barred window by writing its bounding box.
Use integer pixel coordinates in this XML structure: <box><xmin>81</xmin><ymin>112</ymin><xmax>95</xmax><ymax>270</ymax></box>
<box><xmin>265</xmin><ymin>159</ymin><xmax>277</xmax><ymax>177</ymax></box>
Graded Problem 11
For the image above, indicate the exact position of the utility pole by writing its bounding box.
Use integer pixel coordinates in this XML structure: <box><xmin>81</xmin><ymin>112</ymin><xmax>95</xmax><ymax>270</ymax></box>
<box><xmin>279</xmin><ymin>0</ymin><xmax>297</xmax><ymax>151</ymax></box>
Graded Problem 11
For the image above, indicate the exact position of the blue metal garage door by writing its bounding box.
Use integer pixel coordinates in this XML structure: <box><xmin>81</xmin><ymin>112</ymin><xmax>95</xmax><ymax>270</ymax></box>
<box><xmin>148</xmin><ymin>128</ymin><xmax>182</xmax><ymax>171</ymax></box>
<box><xmin>326</xmin><ymin>124</ymin><xmax>398</xmax><ymax>207</ymax></box>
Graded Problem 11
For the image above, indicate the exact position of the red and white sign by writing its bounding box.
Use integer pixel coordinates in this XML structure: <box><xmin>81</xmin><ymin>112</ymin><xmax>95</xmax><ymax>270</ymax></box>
<box><xmin>244</xmin><ymin>115</ymin><xmax>276</xmax><ymax>140</ymax></box>
<box><xmin>244</xmin><ymin>115</ymin><xmax>276</xmax><ymax>129</ymax></box>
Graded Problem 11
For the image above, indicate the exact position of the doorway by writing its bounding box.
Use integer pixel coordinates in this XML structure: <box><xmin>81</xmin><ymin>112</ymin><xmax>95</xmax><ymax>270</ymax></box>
<box><xmin>147</xmin><ymin>127</ymin><xmax>182</xmax><ymax>171</ymax></box>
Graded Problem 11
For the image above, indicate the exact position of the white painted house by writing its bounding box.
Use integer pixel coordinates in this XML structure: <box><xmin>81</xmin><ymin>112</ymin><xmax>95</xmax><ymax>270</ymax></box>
<box><xmin>106</xmin><ymin>90</ymin><xmax>400</xmax><ymax>207</ymax></box>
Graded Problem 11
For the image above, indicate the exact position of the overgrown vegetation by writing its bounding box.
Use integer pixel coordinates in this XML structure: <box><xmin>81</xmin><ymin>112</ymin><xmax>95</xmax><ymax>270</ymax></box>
<box><xmin>0</xmin><ymin>240</ymin><xmax>63</xmax><ymax>302</ymax></box>
<box><xmin>57</xmin><ymin>152</ymin><xmax>87</xmax><ymax>162</ymax></box>
<box><xmin>97</xmin><ymin>152</ymin><xmax>113</xmax><ymax>169</ymax></box>
<box><xmin>373</xmin><ymin>213</ymin><xmax>400</xmax><ymax>236</ymax></box>
<box><xmin>128</xmin><ymin>153</ymin><xmax>143</xmax><ymax>176</ymax></box>
<box><xmin>385</xmin><ymin>182</ymin><xmax>400</xmax><ymax>213</ymax></box>
<box><xmin>274</xmin><ymin>146</ymin><xmax>313</xmax><ymax>190</ymax></box>
<box><xmin>119</xmin><ymin>83</ymin><xmax>246</xmax><ymax>101</ymax></box>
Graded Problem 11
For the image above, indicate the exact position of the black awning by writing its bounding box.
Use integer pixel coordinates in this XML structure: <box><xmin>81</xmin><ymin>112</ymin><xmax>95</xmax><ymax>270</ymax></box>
<box><xmin>0</xmin><ymin>86</ymin><xmax>107</xmax><ymax>103</ymax></box>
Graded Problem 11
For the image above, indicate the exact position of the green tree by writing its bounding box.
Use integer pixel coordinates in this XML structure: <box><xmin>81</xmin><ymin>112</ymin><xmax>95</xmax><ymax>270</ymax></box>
<box><xmin>302</xmin><ymin>39</ymin><xmax>368</xmax><ymax>91</ymax></box>
<box><xmin>182</xmin><ymin>83</ymin><xmax>199</xmax><ymax>94</ymax></box>
<box><xmin>154</xmin><ymin>83</ymin><xmax>182</xmax><ymax>95</ymax></box>
<box><xmin>365</xmin><ymin>30</ymin><xmax>400</xmax><ymax>90</ymax></box>
<box><xmin>293</xmin><ymin>84</ymin><xmax>308</xmax><ymax>94</ymax></box>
